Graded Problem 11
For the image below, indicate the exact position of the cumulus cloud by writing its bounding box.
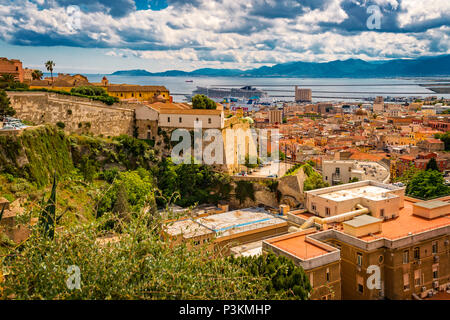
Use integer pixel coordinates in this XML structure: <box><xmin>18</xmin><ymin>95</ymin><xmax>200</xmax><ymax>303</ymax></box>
<box><xmin>0</xmin><ymin>0</ymin><xmax>448</xmax><ymax>69</ymax></box>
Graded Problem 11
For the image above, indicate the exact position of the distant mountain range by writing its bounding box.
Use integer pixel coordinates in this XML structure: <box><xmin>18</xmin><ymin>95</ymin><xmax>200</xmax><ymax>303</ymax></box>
<box><xmin>111</xmin><ymin>55</ymin><xmax>450</xmax><ymax>78</ymax></box>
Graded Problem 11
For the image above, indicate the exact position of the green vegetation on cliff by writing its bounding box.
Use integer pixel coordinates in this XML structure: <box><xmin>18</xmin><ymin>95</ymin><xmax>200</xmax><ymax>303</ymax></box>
<box><xmin>0</xmin><ymin>125</ymin><xmax>73</xmax><ymax>187</ymax></box>
<box><xmin>0</xmin><ymin>125</ymin><xmax>233</xmax><ymax>216</ymax></box>
<box><xmin>0</xmin><ymin>89</ymin><xmax>16</xmax><ymax>118</ymax></box>
<box><xmin>0</xmin><ymin>125</ymin><xmax>314</xmax><ymax>300</ymax></box>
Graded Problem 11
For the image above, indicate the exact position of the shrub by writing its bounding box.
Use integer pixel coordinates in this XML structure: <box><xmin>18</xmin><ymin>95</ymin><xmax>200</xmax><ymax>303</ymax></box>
<box><xmin>0</xmin><ymin>209</ymin><xmax>310</xmax><ymax>300</ymax></box>
<box><xmin>235</xmin><ymin>181</ymin><xmax>255</xmax><ymax>204</ymax></box>
<box><xmin>56</xmin><ymin>121</ymin><xmax>65</xmax><ymax>129</ymax></box>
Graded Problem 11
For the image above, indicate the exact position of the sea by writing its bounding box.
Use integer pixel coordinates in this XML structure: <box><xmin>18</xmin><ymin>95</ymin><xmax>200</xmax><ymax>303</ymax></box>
<box><xmin>77</xmin><ymin>75</ymin><xmax>450</xmax><ymax>103</ymax></box>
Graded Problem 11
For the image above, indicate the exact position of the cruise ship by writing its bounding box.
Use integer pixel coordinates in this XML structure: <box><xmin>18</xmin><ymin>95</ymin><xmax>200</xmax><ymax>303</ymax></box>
<box><xmin>191</xmin><ymin>86</ymin><xmax>268</xmax><ymax>99</ymax></box>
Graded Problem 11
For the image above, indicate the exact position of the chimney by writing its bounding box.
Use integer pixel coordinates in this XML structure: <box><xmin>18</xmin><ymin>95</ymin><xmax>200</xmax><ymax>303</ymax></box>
<box><xmin>279</xmin><ymin>204</ymin><xmax>290</xmax><ymax>215</ymax></box>
<box><xmin>218</xmin><ymin>203</ymin><xmax>229</xmax><ymax>213</ymax></box>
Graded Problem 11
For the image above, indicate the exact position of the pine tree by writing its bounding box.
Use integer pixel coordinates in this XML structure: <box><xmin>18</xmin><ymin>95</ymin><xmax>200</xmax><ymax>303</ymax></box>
<box><xmin>0</xmin><ymin>89</ymin><xmax>16</xmax><ymax>118</ymax></box>
<box><xmin>39</xmin><ymin>174</ymin><xmax>57</xmax><ymax>239</ymax></box>
<box><xmin>426</xmin><ymin>157</ymin><xmax>439</xmax><ymax>171</ymax></box>
<box><xmin>113</xmin><ymin>183</ymin><xmax>130</xmax><ymax>221</ymax></box>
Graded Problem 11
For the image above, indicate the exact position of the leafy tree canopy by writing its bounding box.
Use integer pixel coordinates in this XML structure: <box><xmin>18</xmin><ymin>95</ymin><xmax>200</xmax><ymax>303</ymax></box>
<box><xmin>406</xmin><ymin>170</ymin><xmax>450</xmax><ymax>199</ymax></box>
<box><xmin>192</xmin><ymin>94</ymin><xmax>217</xmax><ymax>110</ymax></box>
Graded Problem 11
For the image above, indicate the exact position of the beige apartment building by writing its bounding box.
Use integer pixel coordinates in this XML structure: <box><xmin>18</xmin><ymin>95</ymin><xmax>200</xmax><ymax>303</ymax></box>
<box><xmin>322</xmin><ymin>160</ymin><xmax>390</xmax><ymax>186</ymax></box>
<box><xmin>268</xmin><ymin>109</ymin><xmax>283</xmax><ymax>124</ymax></box>
<box><xmin>283</xmin><ymin>181</ymin><xmax>450</xmax><ymax>300</ymax></box>
<box><xmin>295</xmin><ymin>86</ymin><xmax>312</xmax><ymax>102</ymax></box>
<box><xmin>305</xmin><ymin>180</ymin><xmax>405</xmax><ymax>220</ymax></box>
<box><xmin>263</xmin><ymin>229</ymin><xmax>342</xmax><ymax>300</ymax></box>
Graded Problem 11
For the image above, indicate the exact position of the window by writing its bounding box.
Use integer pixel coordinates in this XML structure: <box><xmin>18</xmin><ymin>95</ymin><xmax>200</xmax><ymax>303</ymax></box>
<box><xmin>312</xmin><ymin>203</ymin><xmax>317</xmax><ymax>211</ymax></box>
<box><xmin>196</xmin><ymin>118</ymin><xmax>199</xmax><ymax>122</ymax></box>
<box><xmin>403</xmin><ymin>250</ymin><xmax>409</xmax><ymax>264</ymax></box>
<box><xmin>139</xmin><ymin>93</ymin><xmax>142</xmax><ymax>97</ymax></box>
<box><xmin>403</xmin><ymin>273</ymin><xmax>410</xmax><ymax>291</ymax></box>
<box><xmin>357</xmin><ymin>275</ymin><xmax>364</xmax><ymax>294</ymax></box>
<box><xmin>433</xmin><ymin>265</ymin><xmax>438</xmax><ymax>279</ymax></box>
<box><xmin>432</xmin><ymin>241</ymin><xmax>438</xmax><ymax>254</ymax></box>
<box><xmin>414</xmin><ymin>247</ymin><xmax>420</xmax><ymax>260</ymax></box>
<box><xmin>167</xmin><ymin>117</ymin><xmax>171</xmax><ymax>123</ymax></box>
<box><xmin>357</xmin><ymin>253</ymin><xmax>363</xmax><ymax>266</ymax></box>
<box><xmin>179</xmin><ymin>117</ymin><xmax>182</xmax><ymax>123</ymax></box>
<box><xmin>335</xmin><ymin>167</ymin><xmax>340</xmax><ymax>174</ymax></box>
<box><xmin>326</xmin><ymin>268</ymin><xmax>330</xmax><ymax>282</ymax></box>
<box><xmin>380</xmin><ymin>209</ymin><xmax>385</xmax><ymax>217</ymax></box>
<box><xmin>208</xmin><ymin>118</ymin><xmax>212</xmax><ymax>124</ymax></box>
<box><xmin>414</xmin><ymin>270</ymin><xmax>421</xmax><ymax>286</ymax></box>
<box><xmin>325</xmin><ymin>207</ymin><xmax>331</xmax><ymax>216</ymax></box>
<box><xmin>131</xmin><ymin>93</ymin><xmax>134</xmax><ymax>97</ymax></box>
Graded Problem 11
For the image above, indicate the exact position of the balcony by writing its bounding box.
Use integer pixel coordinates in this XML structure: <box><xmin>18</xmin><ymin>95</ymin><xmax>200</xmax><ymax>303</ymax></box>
<box><xmin>332</xmin><ymin>173</ymin><xmax>342</xmax><ymax>185</ymax></box>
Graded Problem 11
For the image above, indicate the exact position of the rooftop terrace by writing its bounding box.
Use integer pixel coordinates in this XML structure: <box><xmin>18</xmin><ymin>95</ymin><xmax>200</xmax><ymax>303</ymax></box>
<box><xmin>165</xmin><ymin>207</ymin><xmax>287</xmax><ymax>240</ymax></box>
<box><xmin>319</xmin><ymin>185</ymin><xmax>396</xmax><ymax>202</ymax></box>
<box><xmin>267</xmin><ymin>233</ymin><xmax>330</xmax><ymax>260</ymax></box>
<box><xmin>360</xmin><ymin>198</ymin><xmax>450</xmax><ymax>241</ymax></box>
<box><xmin>196</xmin><ymin>207</ymin><xmax>286</xmax><ymax>238</ymax></box>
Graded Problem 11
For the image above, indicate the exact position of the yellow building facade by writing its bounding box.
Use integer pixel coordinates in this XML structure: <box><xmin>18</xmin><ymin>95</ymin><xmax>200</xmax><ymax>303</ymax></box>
<box><xmin>106</xmin><ymin>85</ymin><xmax>170</xmax><ymax>102</ymax></box>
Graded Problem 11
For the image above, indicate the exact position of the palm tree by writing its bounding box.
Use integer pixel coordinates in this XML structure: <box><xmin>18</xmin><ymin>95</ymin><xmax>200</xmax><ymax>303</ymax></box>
<box><xmin>45</xmin><ymin>61</ymin><xmax>55</xmax><ymax>85</ymax></box>
<box><xmin>32</xmin><ymin>70</ymin><xmax>43</xmax><ymax>80</ymax></box>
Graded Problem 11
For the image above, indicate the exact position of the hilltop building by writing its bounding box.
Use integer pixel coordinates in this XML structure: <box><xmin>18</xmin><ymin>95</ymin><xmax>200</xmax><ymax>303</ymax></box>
<box><xmin>30</xmin><ymin>73</ymin><xmax>91</xmax><ymax>90</ymax></box>
<box><xmin>135</xmin><ymin>101</ymin><xmax>225</xmax><ymax>140</ymax></box>
<box><xmin>106</xmin><ymin>84</ymin><xmax>171</xmax><ymax>103</ymax></box>
<box><xmin>0</xmin><ymin>57</ymin><xmax>24</xmax><ymax>82</ymax></box>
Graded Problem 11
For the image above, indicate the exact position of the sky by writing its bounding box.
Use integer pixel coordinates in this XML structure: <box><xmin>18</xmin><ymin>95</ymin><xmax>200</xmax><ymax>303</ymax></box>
<box><xmin>0</xmin><ymin>0</ymin><xmax>449</xmax><ymax>74</ymax></box>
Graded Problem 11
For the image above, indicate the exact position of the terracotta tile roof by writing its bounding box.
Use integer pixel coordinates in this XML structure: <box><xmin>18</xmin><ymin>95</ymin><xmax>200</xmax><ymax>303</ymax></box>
<box><xmin>145</xmin><ymin>102</ymin><xmax>223</xmax><ymax>115</ymax></box>
<box><xmin>399</xmin><ymin>155</ymin><xmax>415</xmax><ymax>162</ymax></box>
<box><xmin>350</xmin><ymin>152</ymin><xmax>387</xmax><ymax>162</ymax></box>
<box><xmin>425</xmin><ymin>138</ymin><xmax>444</xmax><ymax>144</ymax></box>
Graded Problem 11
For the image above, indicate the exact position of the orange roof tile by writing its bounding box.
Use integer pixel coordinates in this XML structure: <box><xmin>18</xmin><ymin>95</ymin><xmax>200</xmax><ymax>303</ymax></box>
<box><xmin>267</xmin><ymin>233</ymin><xmax>330</xmax><ymax>260</ymax></box>
<box><xmin>360</xmin><ymin>198</ymin><xmax>450</xmax><ymax>241</ymax></box>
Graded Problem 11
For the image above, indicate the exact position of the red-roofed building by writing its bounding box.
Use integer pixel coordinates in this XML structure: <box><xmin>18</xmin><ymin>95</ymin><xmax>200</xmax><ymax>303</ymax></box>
<box><xmin>417</xmin><ymin>138</ymin><xmax>445</xmax><ymax>152</ymax></box>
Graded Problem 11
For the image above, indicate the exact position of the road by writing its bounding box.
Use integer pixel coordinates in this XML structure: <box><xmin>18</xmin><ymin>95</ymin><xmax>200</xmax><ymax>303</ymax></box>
<box><xmin>247</xmin><ymin>161</ymin><xmax>293</xmax><ymax>178</ymax></box>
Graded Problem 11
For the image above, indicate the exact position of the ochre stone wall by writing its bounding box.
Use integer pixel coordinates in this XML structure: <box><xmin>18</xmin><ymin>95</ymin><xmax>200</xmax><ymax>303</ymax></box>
<box><xmin>7</xmin><ymin>92</ymin><xmax>136</xmax><ymax>137</ymax></box>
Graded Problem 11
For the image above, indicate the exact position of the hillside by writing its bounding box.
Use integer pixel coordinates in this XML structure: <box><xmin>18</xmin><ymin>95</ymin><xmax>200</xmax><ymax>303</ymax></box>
<box><xmin>112</xmin><ymin>55</ymin><xmax>450</xmax><ymax>78</ymax></box>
